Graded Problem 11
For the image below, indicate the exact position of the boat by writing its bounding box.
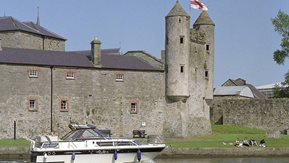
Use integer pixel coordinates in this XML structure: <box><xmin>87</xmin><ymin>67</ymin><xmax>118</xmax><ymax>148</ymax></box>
<box><xmin>29</xmin><ymin>124</ymin><xmax>166</xmax><ymax>163</ymax></box>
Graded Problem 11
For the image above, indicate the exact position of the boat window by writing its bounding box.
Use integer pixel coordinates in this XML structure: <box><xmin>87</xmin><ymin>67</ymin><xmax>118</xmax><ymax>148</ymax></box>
<box><xmin>42</xmin><ymin>143</ymin><xmax>59</xmax><ymax>148</ymax></box>
<box><xmin>61</xmin><ymin>124</ymin><xmax>111</xmax><ymax>141</ymax></box>
<box><xmin>117</xmin><ymin>141</ymin><xmax>136</xmax><ymax>146</ymax></box>
<box><xmin>97</xmin><ymin>142</ymin><xmax>113</xmax><ymax>146</ymax></box>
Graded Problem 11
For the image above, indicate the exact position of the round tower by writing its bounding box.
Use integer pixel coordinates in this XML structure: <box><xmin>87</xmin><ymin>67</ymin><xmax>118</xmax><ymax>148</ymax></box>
<box><xmin>193</xmin><ymin>11</ymin><xmax>215</xmax><ymax>99</ymax></box>
<box><xmin>165</xmin><ymin>1</ymin><xmax>190</xmax><ymax>101</ymax></box>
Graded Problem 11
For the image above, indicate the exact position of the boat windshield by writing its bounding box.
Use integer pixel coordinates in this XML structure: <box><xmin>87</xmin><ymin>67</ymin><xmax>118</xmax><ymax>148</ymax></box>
<box><xmin>61</xmin><ymin>124</ymin><xmax>110</xmax><ymax>141</ymax></box>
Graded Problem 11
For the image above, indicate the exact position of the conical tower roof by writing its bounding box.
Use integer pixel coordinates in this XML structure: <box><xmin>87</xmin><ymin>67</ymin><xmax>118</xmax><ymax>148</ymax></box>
<box><xmin>194</xmin><ymin>11</ymin><xmax>215</xmax><ymax>26</ymax></box>
<box><xmin>167</xmin><ymin>1</ymin><xmax>189</xmax><ymax>17</ymax></box>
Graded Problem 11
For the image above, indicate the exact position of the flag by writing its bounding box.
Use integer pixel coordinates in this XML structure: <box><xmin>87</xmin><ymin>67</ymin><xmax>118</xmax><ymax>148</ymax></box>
<box><xmin>190</xmin><ymin>0</ymin><xmax>208</xmax><ymax>11</ymax></box>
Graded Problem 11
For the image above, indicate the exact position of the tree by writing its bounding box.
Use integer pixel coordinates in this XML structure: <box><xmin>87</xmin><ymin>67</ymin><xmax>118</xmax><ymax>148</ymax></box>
<box><xmin>272</xmin><ymin>10</ymin><xmax>289</xmax><ymax>98</ymax></box>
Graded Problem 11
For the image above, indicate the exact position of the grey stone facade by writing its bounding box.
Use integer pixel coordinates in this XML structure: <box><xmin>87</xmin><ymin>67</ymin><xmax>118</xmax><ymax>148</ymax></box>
<box><xmin>0</xmin><ymin>31</ymin><xmax>65</xmax><ymax>51</ymax></box>
<box><xmin>0</xmin><ymin>2</ymin><xmax>215</xmax><ymax>138</ymax></box>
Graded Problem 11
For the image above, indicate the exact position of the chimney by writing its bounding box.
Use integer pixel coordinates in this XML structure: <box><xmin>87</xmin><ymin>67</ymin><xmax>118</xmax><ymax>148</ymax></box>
<box><xmin>91</xmin><ymin>37</ymin><xmax>101</xmax><ymax>66</ymax></box>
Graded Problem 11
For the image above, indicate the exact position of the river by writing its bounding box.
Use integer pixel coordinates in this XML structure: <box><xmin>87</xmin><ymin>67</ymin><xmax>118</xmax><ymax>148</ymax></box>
<box><xmin>2</xmin><ymin>157</ymin><xmax>289</xmax><ymax>163</ymax></box>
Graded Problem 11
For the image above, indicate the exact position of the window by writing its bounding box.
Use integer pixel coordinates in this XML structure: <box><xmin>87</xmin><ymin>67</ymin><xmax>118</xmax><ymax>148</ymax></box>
<box><xmin>180</xmin><ymin>36</ymin><xmax>184</xmax><ymax>44</ymax></box>
<box><xmin>180</xmin><ymin>66</ymin><xmax>184</xmax><ymax>73</ymax></box>
<box><xmin>66</xmin><ymin>71</ymin><xmax>75</xmax><ymax>80</ymax></box>
<box><xmin>206</xmin><ymin>45</ymin><xmax>210</xmax><ymax>51</ymax></box>
<box><xmin>29</xmin><ymin>70</ymin><xmax>38</xmax><ymax>78</ymax></box>
<box><xmin>115</xmin><ymin>74</ymin><xmax>124</xmax><ymax>82</ymax></box>
<box><xmin>179</xmin><ymin>18</ymin><xmax>182</xmax><ymax>23</ymax></box>
<box><xmin>130</xmin><ymin>103</ymin><xmax>137</xmax><ymax>114</ymax></box>
<box><xmin>29</xmin><ymin>99</ymin><xmax>36</xmax><ymax>111</ymax></box>
<box><xmin>60</xmin><ymin>100</ymin><xmax>68</xmax><ymax>111</ymax></box>
<box><xmin>205</xmin><ymin>70</ymin><xmax>209</xmax><ymax>79</ymax></box>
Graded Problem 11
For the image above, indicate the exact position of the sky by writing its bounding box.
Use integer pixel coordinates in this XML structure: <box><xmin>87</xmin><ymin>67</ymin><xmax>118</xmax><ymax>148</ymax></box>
<box><xmin>0</xmin><ymin>0</ymin><xmax>289</xmax><ymax>87</ymax></box>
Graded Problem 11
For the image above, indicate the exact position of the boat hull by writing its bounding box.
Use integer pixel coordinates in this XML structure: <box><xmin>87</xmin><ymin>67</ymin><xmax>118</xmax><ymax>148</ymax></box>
<box><xmin>32</xmin><ymin>147</ymin><xmax>165</xmax><ymax>163</ymax></box>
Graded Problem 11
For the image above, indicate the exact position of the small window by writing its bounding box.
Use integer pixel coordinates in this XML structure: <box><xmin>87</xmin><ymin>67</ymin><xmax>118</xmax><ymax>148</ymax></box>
<box><xmin>29</xmin><ymin>70</ymin><xmax>38</xmax><ymax>78</ymax></box>
<box><xmin>180</xmin><ymin>36</ymin><xmax>184</xmax><ymax>44</ymax></box>
<box><xmin>116</xmin><ymin>74</ymin><xmax>124</xmax><ymax>82</ymax></box>
<box><xmin>206</xmin><ymin>45</ymin><xmax>210</xmax><ymax>51</ymax></box>
<box><xmin>29</xmin><ymin>99</ymin><xmax>36</xmax><ymax>111</ymax></box>
<box><xmin>180</xmin><ymin>66</ymin><xmax>184</xmax><ymax>73</ymax></box>
<box><xmin>66</xmin><ymin>72</ymin><xmax>75</xmax><ymax>80</ymax></box>
<box><xmin>205</xmin><ymin>70</ymin><xmax>209</xmax><ymax>79</ymax></box>
<box><xmin>60</xmin><ymin>100</ymin><xmax>68</xmax><ymax>111</ymax></box>
<box><xmin>130</xmin><ymin>103</ymin><xmax>137</xmax><ymax>114</ymax></box>
<box><xmin>179</xmin><ymin>18</ymin><xmax>182</xmax><ymax>23</ymax></box>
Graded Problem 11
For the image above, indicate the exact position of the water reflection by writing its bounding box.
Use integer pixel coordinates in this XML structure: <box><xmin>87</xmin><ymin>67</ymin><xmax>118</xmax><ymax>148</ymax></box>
<box><xmin>154</xmin><ymin>157</ymin><xmax>289</xmax><ymax>163</ymax></box>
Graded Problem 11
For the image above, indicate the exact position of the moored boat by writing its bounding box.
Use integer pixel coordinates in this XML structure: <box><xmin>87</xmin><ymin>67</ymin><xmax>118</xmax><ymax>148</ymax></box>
<box><xmin>29</xmin><ymin>124</ymin><xmax>166</xmax><ymax>163</ymax></box>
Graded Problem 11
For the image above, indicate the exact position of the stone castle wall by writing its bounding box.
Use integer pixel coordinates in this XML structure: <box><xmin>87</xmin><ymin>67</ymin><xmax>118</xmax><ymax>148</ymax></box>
<box><xmin>0</xmin><ymin>64</ymin><xmax>166</xmax><ymax>138</ymax></box>
<box><xmin>0</xmin><ymin>31</ymin><xmax>64</xmax><ymax>51</ymax></box>
<box><xmin>211</xmin><ymin>99</ymin><xmax>289</xmax><ymax>132</ymax></box>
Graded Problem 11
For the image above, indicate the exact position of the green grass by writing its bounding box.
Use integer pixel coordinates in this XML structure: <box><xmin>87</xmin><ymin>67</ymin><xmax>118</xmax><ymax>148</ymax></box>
<box><xmin>165</xmin><ymin>124</ymin><xmax>289</xmax><ymax>148</ymax></box>
<box><xmin>0</xmin><ymin>138</ymin><xmax>30</xmax><ymax>147</ymax></box>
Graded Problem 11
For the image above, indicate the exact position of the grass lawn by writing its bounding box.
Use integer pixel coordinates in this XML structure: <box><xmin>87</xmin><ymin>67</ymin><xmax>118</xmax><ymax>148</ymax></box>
<box><xmin>165</xmin><ymin>125</ymin><xmax>289</xmax><ymax>148</ymax></box>
<box><xmin>0</xmin><ymin>138</ymin><xmax>30</xmax><ymax>148</ymax></box>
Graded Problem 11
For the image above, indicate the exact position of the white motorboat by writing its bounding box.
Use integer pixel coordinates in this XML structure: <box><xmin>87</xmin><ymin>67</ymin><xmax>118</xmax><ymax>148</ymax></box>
<box><xmin>29</xmin><ymin>124</ymin><xmax>166</xmax><ymax>163</ymax></box>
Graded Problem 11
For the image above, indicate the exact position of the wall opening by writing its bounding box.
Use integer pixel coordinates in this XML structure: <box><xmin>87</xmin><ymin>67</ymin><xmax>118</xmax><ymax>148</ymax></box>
<box><xmin>205</xmin><ymin>70</ymin><xmax>209</xmax><ymax>79</ymax></box>
<box><xmin>180</xmin><ymin>36</ymin><xmax>184</xmax><ymax>44</ymax></box>
<box><xmin>206</xmin><ymin>44</ymin><xmax>210</xmax><ymax>51</ymax></box>
<box><xmin>180</xmin><ymin>65</ymin><xmax>184</xmax><ymax>73</ymax></box>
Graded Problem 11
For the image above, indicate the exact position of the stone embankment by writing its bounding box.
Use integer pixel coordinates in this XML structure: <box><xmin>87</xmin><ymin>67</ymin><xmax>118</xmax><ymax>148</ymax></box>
<box><xmin>159</xmin><ymin>147</ymin><xmax>289</xmax><ymax>158</ymax></box>
<box><xmin>0</xmin><ymin>146</ymin><xmax>30</xmax><ymax>160</ymax></box>
<box><xmin>2</xmin><ymin>146</ymin><xmax>289</xmax><ymax>160</ymax></box>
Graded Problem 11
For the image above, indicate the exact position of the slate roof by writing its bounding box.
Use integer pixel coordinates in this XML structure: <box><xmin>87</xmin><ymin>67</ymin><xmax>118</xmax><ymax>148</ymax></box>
<box><xmin>71</xmin><ymin>49</ymin><xmax>161</xmax><ymax>71</ymax></box>
<box><xmin>0</xmin><ymin>16</ymin><xmax>65</xmax><ymax>40</ymax></box>
<box><xmin>0</xmin><ymin>48</ymin><xmax>162</xmax><ymax>71</ymax></box>
<box><xmin>167</xmin><ymin>1</ymin><xmax>189</xmax><ymax>17</ymax></box>
<box><xmin>194</xmin><ymin>11</ymin><xmax>215</xmax><ymax>26</ymax></box>
<box><xmin>0</xmin><ymin>48</ymin><xmax>93</xmax><ymax>68</ymax></box>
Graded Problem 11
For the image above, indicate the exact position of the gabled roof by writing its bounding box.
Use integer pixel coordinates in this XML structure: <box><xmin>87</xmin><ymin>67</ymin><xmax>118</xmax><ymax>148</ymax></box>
<box><xmin>0</xmin><ymin>48</ymin><xmax>163</xmax><ymax>71</ymax></box>
<box><xmin>167</xmin><ymin>1</ymin><xmax>189</xmax><ymax>17</ymax></box>
<box><xmin>0</xmin><ymin>16</ymin><xmax>65</xmax><ymax>40</ymax></box>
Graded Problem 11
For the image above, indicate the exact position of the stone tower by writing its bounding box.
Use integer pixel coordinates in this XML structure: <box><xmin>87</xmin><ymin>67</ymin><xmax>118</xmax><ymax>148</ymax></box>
<box><xmin>165</xmin><ymin>1</ymin><xmax>190</xmax><ymax>102</ymax></box>
<box><xmin>164</xmin><ymin>1</ymin><xmax>215</xmax><ymax>137</ymax></box>
<box><xmin>193</xmin><ymin>11</ymin><xmax>215</xmax><ymax>100</ymax></box>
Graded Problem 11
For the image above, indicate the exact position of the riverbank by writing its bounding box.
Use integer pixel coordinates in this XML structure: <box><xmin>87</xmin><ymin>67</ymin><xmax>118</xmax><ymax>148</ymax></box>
<box><xmin>159</xmin><ymin>147</ymin><xmax>289</xmax><ymax>158</ymax></box>
<box><xmin>2</xmin><ymin>146</ymin><xmax>289</xmax><ymax>160</ymax></box>
<box><xmin>0</xmin><ymin>146</ymin><xmax>30</xmax><ymax>160</ymax></box>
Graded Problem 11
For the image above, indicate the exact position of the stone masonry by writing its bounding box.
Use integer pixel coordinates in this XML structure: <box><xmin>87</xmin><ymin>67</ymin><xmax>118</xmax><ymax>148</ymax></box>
<box><xmin>0</xmin><ymin>2</ymin><xmax>215</xmax><ymax>138</ymax></box>
<box><xmin>211</xmin><ymin>98</ymin><xmax>289</xmax><ymax>132</ymax></box>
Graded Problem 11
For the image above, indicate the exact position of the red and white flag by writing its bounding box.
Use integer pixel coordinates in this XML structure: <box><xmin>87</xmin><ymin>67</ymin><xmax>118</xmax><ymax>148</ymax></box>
<box><xmin>190</xmin><ymin>0</ymin><xmax>208</xmax><ymax>11</ymax></box>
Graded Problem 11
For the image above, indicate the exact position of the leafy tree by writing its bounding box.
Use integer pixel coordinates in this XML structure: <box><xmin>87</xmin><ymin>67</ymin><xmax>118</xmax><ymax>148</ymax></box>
<box><xmin>272</xmin><ymin>10</ymin><xmax>289</xmax><ymax>97</ymax></box>
<box><xmin>273</xmin><ymin>82</ymin><xmax>289</xmax><ymax>98</ymax></box>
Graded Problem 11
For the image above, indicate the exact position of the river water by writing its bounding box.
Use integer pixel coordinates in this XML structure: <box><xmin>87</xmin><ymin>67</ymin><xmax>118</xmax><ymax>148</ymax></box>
<box><xmin>2</xmin><ymin>157</ymin><xmax>289</xmax><ymax>163</ymax></box>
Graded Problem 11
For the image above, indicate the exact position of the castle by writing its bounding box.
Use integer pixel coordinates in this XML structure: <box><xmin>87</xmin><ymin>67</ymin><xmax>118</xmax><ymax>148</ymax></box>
<box><xmin>0</xmin><ymin>2</ymin><xmax>215</xmax><ymax>138</ymax></box>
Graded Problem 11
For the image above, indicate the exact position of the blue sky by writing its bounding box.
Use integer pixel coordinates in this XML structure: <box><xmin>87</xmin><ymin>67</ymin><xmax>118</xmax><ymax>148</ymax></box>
<box><xmin>1</xmin><ymin>0</ymin><xmax>289</xmax><ymax>87</ymax></box>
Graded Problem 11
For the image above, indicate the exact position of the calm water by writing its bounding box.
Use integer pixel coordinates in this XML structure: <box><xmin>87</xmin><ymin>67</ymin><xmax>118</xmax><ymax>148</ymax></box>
<box><xmin>2</xmin><ymin>157</ymin><xmax>289</xmax><ymax>163</ymax></box>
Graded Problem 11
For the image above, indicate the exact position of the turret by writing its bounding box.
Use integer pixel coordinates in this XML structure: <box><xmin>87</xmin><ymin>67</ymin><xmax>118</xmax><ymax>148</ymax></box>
<box><xmin>193</xmin><ymin>11</ymin><xmax>215</xmax><ymax>99</ymax></box>
<box><xmin>91</xmin><ymin>38</ymin><xmax>101</xmax><ymax>66</ymax></box>
<box><xmin>165</xmin><ymin>1</ymin><xmax>190</xmax><ymax>101</ymax></box>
